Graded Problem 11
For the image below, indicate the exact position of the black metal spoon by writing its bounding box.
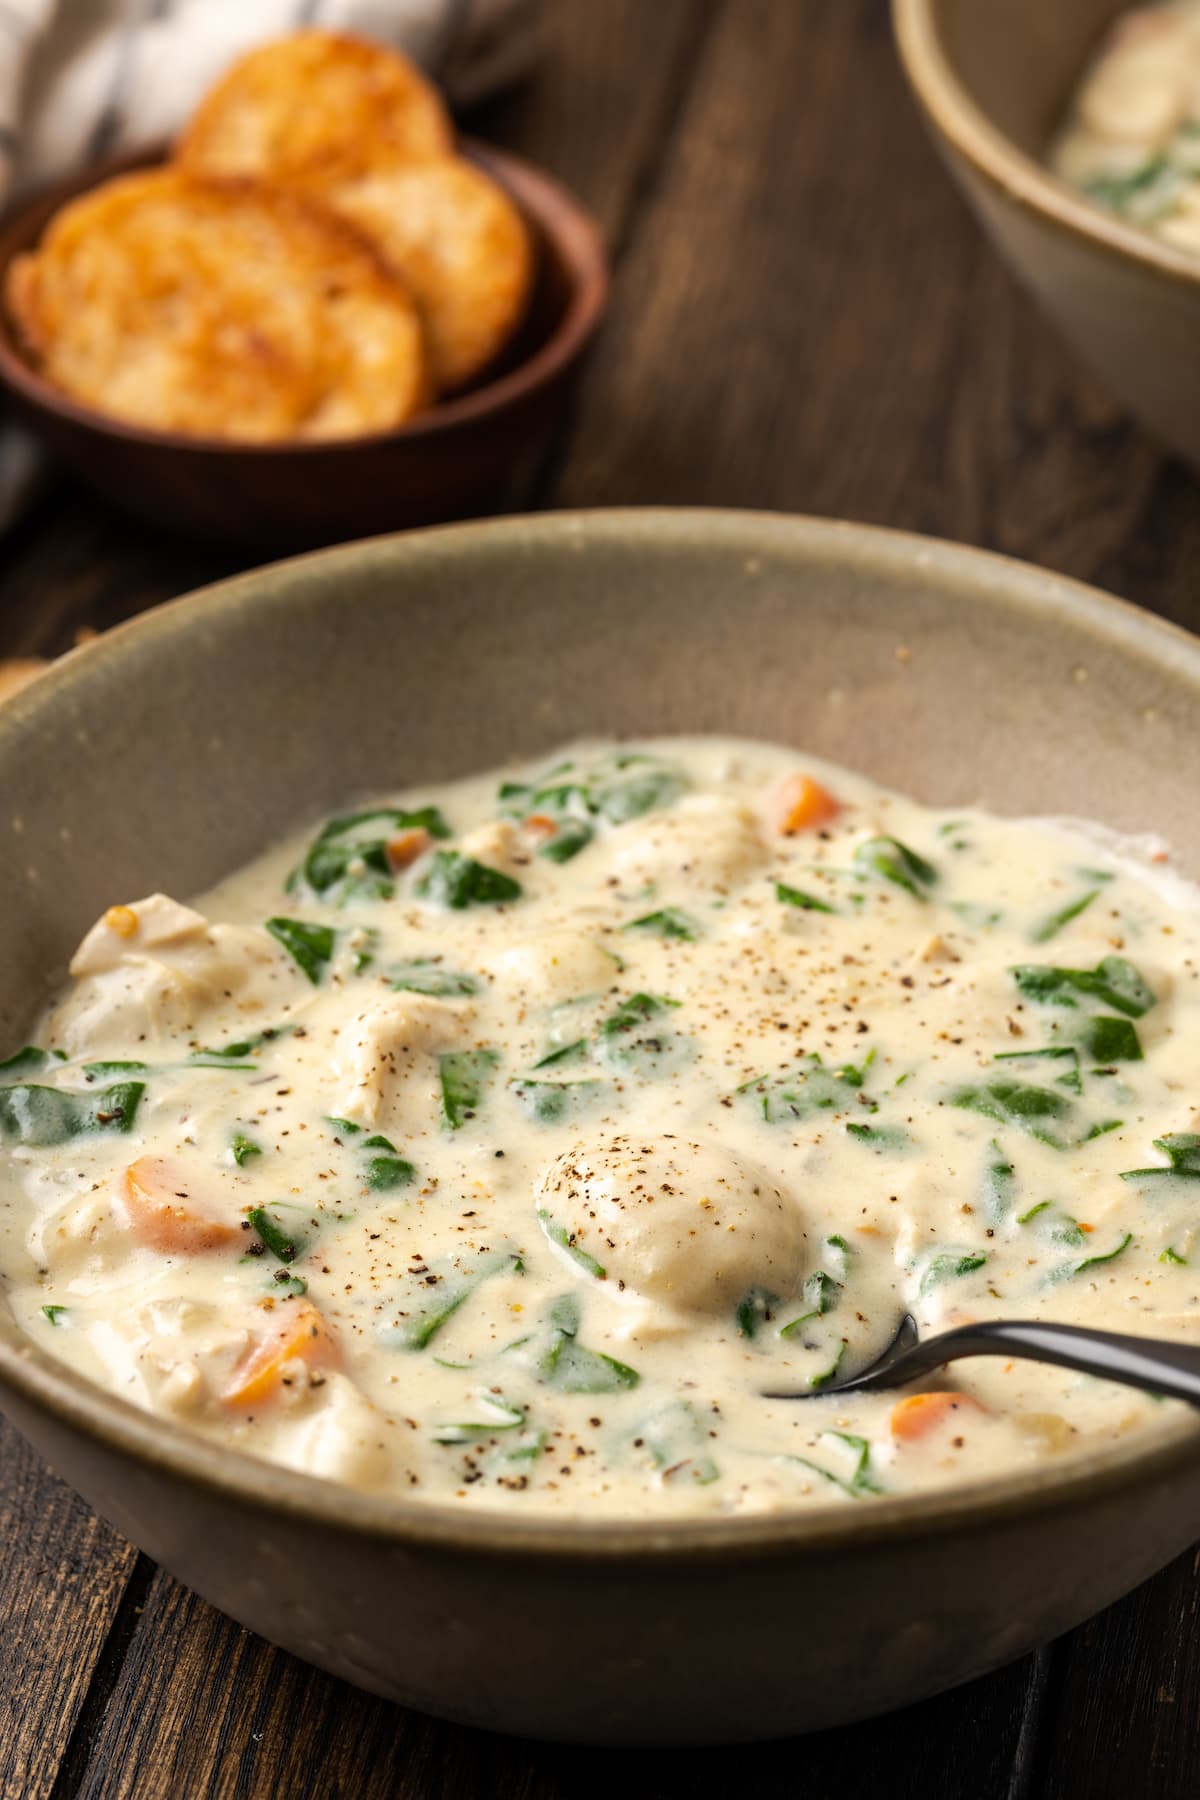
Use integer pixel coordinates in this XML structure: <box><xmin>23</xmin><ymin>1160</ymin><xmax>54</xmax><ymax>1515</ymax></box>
<box><xmin>762</xmin><ymin>1315</ymin><xmax>1200</xmax><ymax>1407</ymax></box>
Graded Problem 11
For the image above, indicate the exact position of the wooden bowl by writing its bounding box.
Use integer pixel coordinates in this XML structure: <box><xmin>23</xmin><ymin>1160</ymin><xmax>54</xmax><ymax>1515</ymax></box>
<box><xmin>1</xmin><ymin>511</ymin><xmax>1199</xmax><ymax>1742</ymax></box>
<box><xmin>0</xmin><ymin>142</ymin><xmax>608</xmax><ymax>549</ymax></box>
<box><xmin>893</xmin><ymin>0</ymin><xmax>1200</xmax><ymax>470</ymax></box>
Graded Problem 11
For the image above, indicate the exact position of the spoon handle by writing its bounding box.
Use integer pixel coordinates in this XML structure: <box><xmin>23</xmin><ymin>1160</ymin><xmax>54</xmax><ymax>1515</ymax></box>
<box><xmin>874</xmin><ymin>1320</ymin><xmax>1200</xmax><ymax>1407</ymax></box>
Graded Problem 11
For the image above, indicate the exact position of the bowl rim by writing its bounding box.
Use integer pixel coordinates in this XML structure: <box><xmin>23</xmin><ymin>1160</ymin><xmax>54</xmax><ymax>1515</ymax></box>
<box><xmin>2</xmin><ymin>506</ymin><xmax>1200</xmax><ymax>1564</ymax></box>
<box><xmin>892</xmin><ymin>0</ymin><xmax>1200</xmax><ymax>293</ymax></box>
<box><xmin>0</xmin><ymin>137</ymin><xmax>609</xmax><ymax>455</ymax></box>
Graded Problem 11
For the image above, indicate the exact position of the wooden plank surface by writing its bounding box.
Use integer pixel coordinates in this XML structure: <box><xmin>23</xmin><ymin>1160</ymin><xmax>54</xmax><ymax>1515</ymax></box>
<box><xmin>0</xmin><ymin>1421</ymin><xmax>144</xmax><ymax>1800</ymax></box>
<box><xmin>1</xmin><ymin>1</ymin><xmax>1198</xmax><ymax>1795</ymax></box>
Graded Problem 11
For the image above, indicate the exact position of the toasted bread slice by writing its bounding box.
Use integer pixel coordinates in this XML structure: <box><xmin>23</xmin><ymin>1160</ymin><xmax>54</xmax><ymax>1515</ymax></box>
<box><xmin>6</xmin><ymin>168</ymin><xmax>431</xmax><ymax>441</ymax></box>
<box><xmin>328</xmin><ymin>157</ymin><xmax>533</xmax><ymax>391</ymax></box>
<box><xmin>177</xmin><ymin>31</ymin><xmax>454</xmax><ymax>186</ymax></box>
<box><xmin>0</xmin><ymin>659</ymin><xmax>47</xmax><ymax>703</ymax></box>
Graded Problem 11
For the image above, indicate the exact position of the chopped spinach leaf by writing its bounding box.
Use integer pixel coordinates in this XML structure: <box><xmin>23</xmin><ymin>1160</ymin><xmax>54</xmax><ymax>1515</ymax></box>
<box><xmin>509</xmin><ymin>1295</ymin><xmax>639</xmax><ymax>1393</ymax></box>
<box><xmin>1083</xmin><ymin>1118</ymin><xmax>1124</xmax><ymax>1142</ymax></box>
<box><xmin>390</xmin><ymin>959</ymin><xmax>480</xmax><ymax>998</ymax></box>
<box><xmin>633</xmin><ymin>1400</ymin><xmax>719</xmax><ymax>1485</ymax></box>
<box><xmin>351</xmin><ymin>928</ymin><xmax>379</xmax><ymax>975</ymax></box>
<box><xmin>846</xmin><ymin>1122</ymin><xmax>908</xmax><ymax>1150</ymax></box>
<box><xmin>432</xmin><ymin>1392</ymin><xmax>526</xmax><ymax>1443</ymax></box>
<box><xmin>537</xmin><ymin>1209</ymin><xmax>606</xmax><ymax>1279</ymax></box>
<box><xmin>824</xmin><ymin>1233</ymin><xmax>852</xmax><ymax>1278</ymax></box>
<box><xmin>0</xmin><ymin>1080</ymin><xmax>144</xmax><ymax>1146</ymax></box>
<box><xmin>599</xmin><ymin>992</ymin><xmax>680</xmax><ymax>1038</ymax></box>
<box><xmin>190</xmin><ymin>1025</ymin><xmax>291</xmax><ymax>1069</ymax></box>
<box><xmin>500</xmin><ymin>752</ymin><xmax>686</xmax><ymax>853</ymax></box>
<box><xmin>593</xmin><ymin>757</ymin><xmax>687</xmax><ymax>824</ymax></box>
<box><xmin>266</xmin><ymin>917</ymin><xmax>335</xmax><ymax>984</ymax></box>
<box><xmin>1079</xmin><ymin>1015</ymin><xmax>1142</xmax><ymax>1064</ymax></box>
<box><xmin>539</xmin><ymin>816</ymin><xmax>595</xmax><ymax>863</ymax></box>
<box><xmin>0</xmin><ymin>1046</ymin><xmax>65</xmax><ymax>1077</ymax></box>
<box><xmin>1085</xmin><ymin>156</ymin><xmax>1178</xmax><ymax>218</ymax></box>
<box><xmin>1010</xmin><ymin>955</ymin><xmax>1155</xmax><ymax>1018</ymax></box>
<box><xmin>1121</xmin><ymin>1134</ymin><xmax>1200</xmax><ymax>1182</ymax></box>
<box><xmin>981</xmin><ymin>1144</ymin><xmax>1015</xmax><ymax>1224</ymax></box>
<box><xmin>775</xmin><ymin>882</ymin><xmax>836</xmax><ymax>915</ymax></box>
<box><xmin>439</xmin><ymin>1049</ymin><xmax>500</xmax><ymax>1129</ymax></box>
<box><xmin>808</xmin><ymin>1338</ymin><xmax>849</xmax><ymax>1391</ymax></box>
<box><xmin>363</xmin><ymin>1134</ymin><xmax>417</xmax><ymax>1191</ymax></box>
<box><xmin>854</xmin><ymin>836</ymin><xmax>937</xmax><ymax>899</ymax></box>
<box><xmin>532</xmin><ymin>1039</ymin><xmax>589</xmax><ymax>1071</ymax></box>
<box><xmin>1017</xmin><ymin>1202</ymin><xmax>1085</xmax><ymax>1247</ymax></box>
<box><xmin>1030</xmin><ymin>888</ymin><xmax>1102</xmax><ymax>944</ymax></box>
<box><xmin>736</xmin><ymin>1286</ymin><xmax>778</xmax><ymax>1339</ymax></box>
<box><xmin>294</xmin><ymin>806</ymin><xmax>450</xmax><ymax>898</ymax></box>
<box><xmin>384</xmin><ymin>1250</ymin><xmax>523</xmax><ymax>1351</ymax></box>
<box><xmin>745</xmin><ymin>1054</ymin><xmax>874</xmax><ymax>1124</ymax></box>
<box><xmin>246</xmin><ymin>1205</ymin><xmax>308</xmax><ymax>1264</ymax></box>
<box><xmin>779</xmin><ymin>1270</ymin><xmax>842</xmax><ymax>1338</ymax></box>
<box><xmin>231</xmin><ymin>1132</ymin><xmax>262</xmax><ymax>1167</ymax></box>
<box><xmin>623</xmin><ymin>907</ymin><xmax>698</xmax><ymax>941</ymax></box>
<box><xmin>918</xmin><ymin>1250</ymin><xmax>987</xmax><ymax>1297</ymax></box>
<box><xmin>993</xmin><ymin>1045</ymin><xmax>1082</xmax><ymax>1094</ymax></box>
<box><xmin>597</xmin><ymin>993</ymin><xmax>689</xmax><ymax>1077</ymax></box>
<box><xmin>785</xmin><ymin>1430</ymin><xmax>882</xmax><ymax>1499</ymax></box>
<box><xmin>949</xmin><ymin>1080</ymin><xmax>1072</xmax><ymax>1147</ymax></box>
<box><xmin>418</xmin><ymin>852</ymin><xmax>522</xmax><ymax>909</ymax></box>
<box><xmin>510</xmin><ymin>1078</ymin><xmax>607</xmax><ymax>1125</ymax></box>
<box><xmin>1050</xmin><ymin>1233</ymin><xmax>1134</xmax><ymax>1282</ymax></box>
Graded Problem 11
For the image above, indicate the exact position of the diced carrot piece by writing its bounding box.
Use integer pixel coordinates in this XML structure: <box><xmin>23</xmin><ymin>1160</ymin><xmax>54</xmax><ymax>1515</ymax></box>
<box><xmin>522</xmin><ymin>813</ymin><xmax>559</xmax><ymax>844</ymax></box>
<box><xmin>774</xmin><ymin>774</ymin><xmax>840</xmax><ymax>835</ymax></box>
<box><xmin>104</xmin><ymin>904</ymin><xmax>139</xmax><ymax>938</ymax></box>
<box><xmin>385</xmin><ymin>827</ymin><xmax>432</xmax><ymax>871</ymax></box>
<box><xmin>223</xmin><ymin>1302</ymin><xmax>338</xmax><ymax>1408</ymax></box>
<box><xmin>118</xmin><ymin>1157</ymin><xmax>242</xmax><ymax>1254</ymax></box>
<box><xmin>890</xmin><ymin>1391</ymin><xmax>985</xmax><ymax>1441</ymax></box>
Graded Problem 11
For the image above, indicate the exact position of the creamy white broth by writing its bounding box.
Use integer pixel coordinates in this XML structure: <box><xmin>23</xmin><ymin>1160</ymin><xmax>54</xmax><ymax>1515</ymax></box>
<box><xmin>1052</xmin><ymin>2</ymin><xmax>1200</xmax><ymax>251</ymax></box>
<box><xmin>2</xmin><ymin>736</ymin><xmax>1199</xmax><ymax>1518</ymax></box>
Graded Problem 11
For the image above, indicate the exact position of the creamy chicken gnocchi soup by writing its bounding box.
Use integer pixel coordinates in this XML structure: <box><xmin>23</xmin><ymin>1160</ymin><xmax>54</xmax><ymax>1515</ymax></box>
<box><xmin>2</xmin><ymin>739</ymin><xmax>1199</xmax><ymax>1518</ymax></box>
<box><xmin>1053</xmin><ymin>2</ymin><xmax>1200</xmax><ymax>251</ymax></box>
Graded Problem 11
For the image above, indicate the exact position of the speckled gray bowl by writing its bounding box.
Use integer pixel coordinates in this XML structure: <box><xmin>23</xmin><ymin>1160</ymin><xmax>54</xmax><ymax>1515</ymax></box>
<box><xmin>1</xmin><ymin>511</ymin><xmax>1199</xmax><ymax>1745</ymax></box>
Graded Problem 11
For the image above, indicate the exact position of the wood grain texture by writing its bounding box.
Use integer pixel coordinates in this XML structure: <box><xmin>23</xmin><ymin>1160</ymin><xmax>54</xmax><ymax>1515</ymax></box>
<box><xmin>551</xmin><ymin>0</ymin><xmax>1200</xmax><ymax>609</ymax></box>
<box><xmin>0</xmin><ymin>1419</ymin><xmax>141</xmax><ymax>1799</ymax></box>
<box><xmin>0</xmin><ymin>0</ymin><xmax>1198</xmax><ymax>1795</ymax></box>
<box><xmin>1032</xmin><ymin>1547</ymin><xmax>1200</xmax><ymax>1800</ymax></box>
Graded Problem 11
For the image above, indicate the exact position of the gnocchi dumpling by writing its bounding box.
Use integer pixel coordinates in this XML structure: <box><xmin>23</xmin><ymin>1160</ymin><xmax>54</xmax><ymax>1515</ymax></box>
<box><xmin>604</xmin><ymin>796</ymin><xmax>768</xmax><ymax>895</ymax></box>
<box><xmin>534</xmin><ymin>1134</ymin><xmax>806</xmax><ymax>1316</ymax></box>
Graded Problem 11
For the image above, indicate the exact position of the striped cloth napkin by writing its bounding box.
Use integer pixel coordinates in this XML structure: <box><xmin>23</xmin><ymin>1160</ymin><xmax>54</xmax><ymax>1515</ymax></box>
<box><xmin>0</xmin><ymin>0</ymin><xmax>540</xmax><ymax>526</ymax></box>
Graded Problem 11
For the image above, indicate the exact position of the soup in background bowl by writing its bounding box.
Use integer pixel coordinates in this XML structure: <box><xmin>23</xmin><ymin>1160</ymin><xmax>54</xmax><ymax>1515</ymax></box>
<box><xmin>894</xmin><ymin>0</ymin><xmax>1200</xmax><ymax>468</ymax></box>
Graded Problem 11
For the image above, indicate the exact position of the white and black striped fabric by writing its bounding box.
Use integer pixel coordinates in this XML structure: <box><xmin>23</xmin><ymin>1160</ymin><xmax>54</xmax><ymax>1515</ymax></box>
<box><xmin>2</xmin><ymin>0</ymin><xmax>539</xmax><ymax>200</ymax></box>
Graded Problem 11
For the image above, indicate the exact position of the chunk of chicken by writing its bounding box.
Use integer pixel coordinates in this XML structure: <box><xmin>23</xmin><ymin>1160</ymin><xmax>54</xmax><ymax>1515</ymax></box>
<box><xmin>275</xmin><ymin>1370</ymin><xmax>397</xmax><ymax>1488</ymax></box>
<box><xmin>330</xmin><ymin>990</ymin><xmax>473</xmax><ymax>1126</ymax></box>
<box><xmin>459</xmin><ymin>818</ymin><xmax>525</xmax><ymax>876</ymax></box>
<box><xmin>51</xmin><ymin>894</ymin><xmax>290</xmax><ymax>1056</ymax></box>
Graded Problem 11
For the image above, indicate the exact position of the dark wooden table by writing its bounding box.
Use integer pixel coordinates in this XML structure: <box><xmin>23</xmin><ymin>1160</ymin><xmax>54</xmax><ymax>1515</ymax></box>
<box><xmin>2</xmin><ymin>3</ymin><xmax>1198</xmax><ymax>1795</ymax></box>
